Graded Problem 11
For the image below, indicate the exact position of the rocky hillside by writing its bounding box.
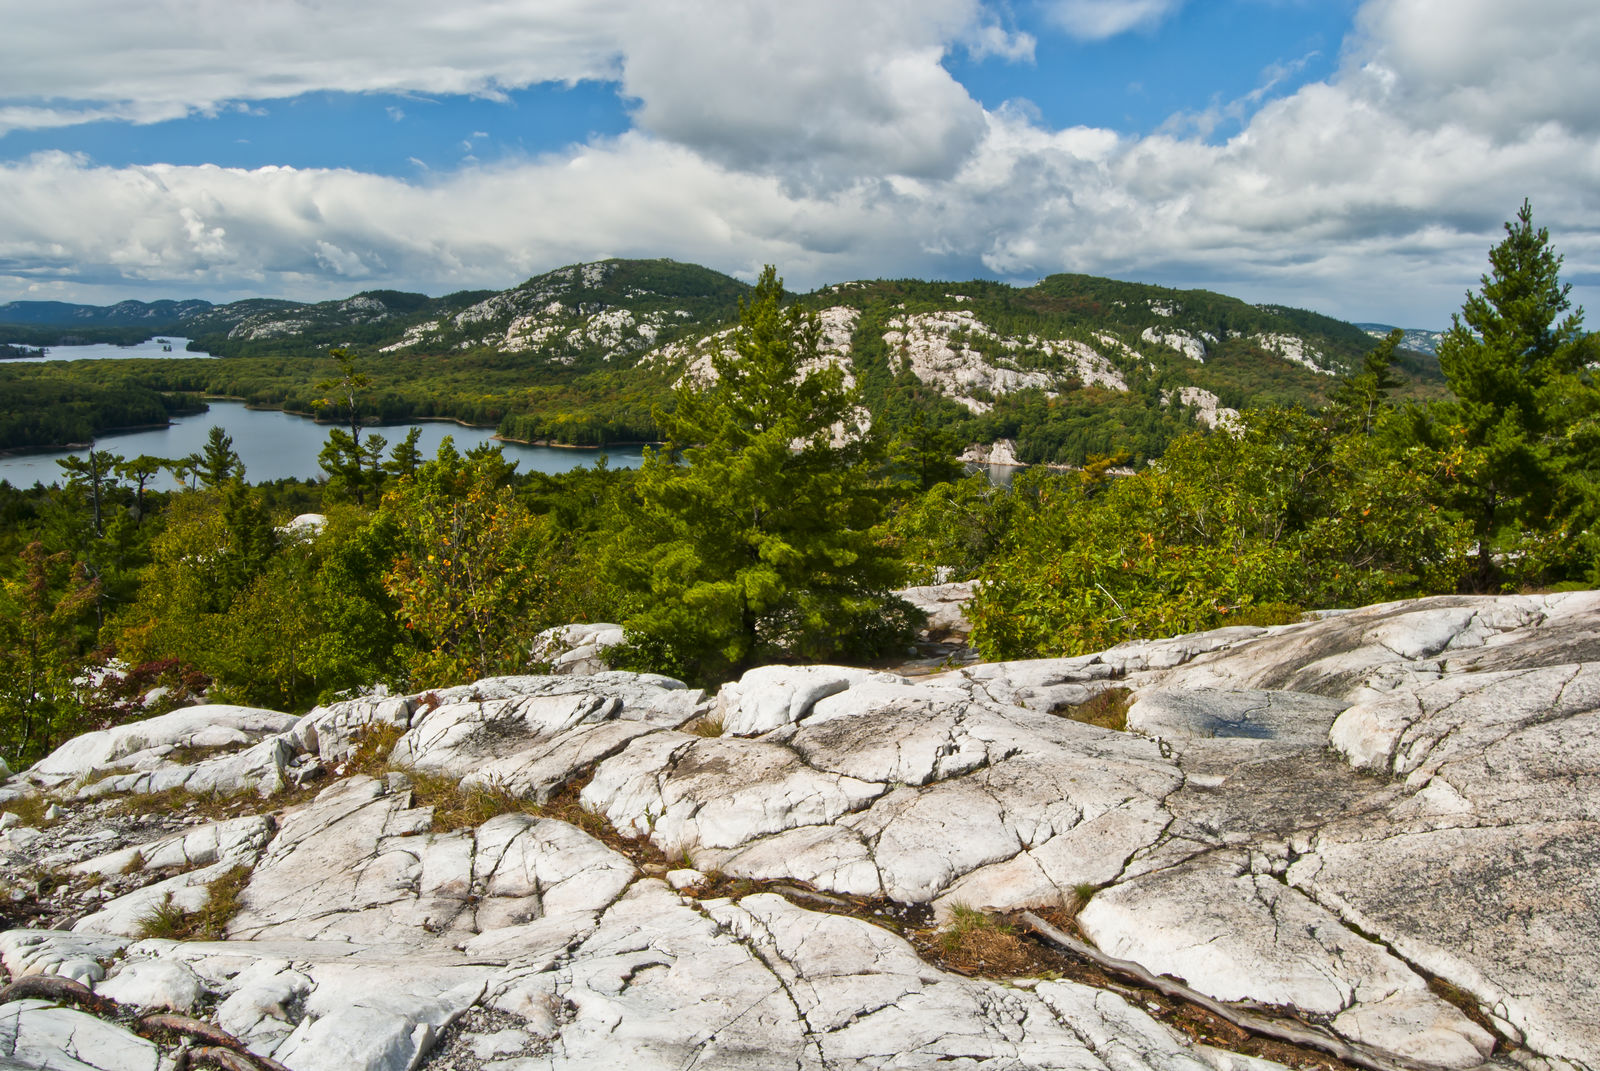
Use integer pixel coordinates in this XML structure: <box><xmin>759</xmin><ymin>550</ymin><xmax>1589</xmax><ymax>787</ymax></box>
<box><xmin>1359</xmin><ymin>323</ymin><xmax>1447</xmax><ymax>356</ymax></box>
<box><xmin>2</xmin><ymin>261</ymin><xmax>1446</xmax><ymax>464</ymax></box>
<box><xmin>1</xmin><ymin>590</ymin><xmax>1594</xmax><ymax>1071</ymax></box>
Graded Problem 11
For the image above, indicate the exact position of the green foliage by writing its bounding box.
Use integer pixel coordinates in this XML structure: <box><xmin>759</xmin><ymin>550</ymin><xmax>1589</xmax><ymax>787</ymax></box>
<box><xmin>1328</xmin><ymin>329</ymin><xmax>1405</xmax><ymax>436</ymax></box>
<box><xmin>0</xmin><ymin>370</ymin><xmax>200</xmax><ymax>451</ymax></box>
<box><xmin>970</xmin><ymin>408</ymin><xmax>1471</xmax><ymax>660</ymax></box>
<box><xmin>1414</xmin><ymin>201</ymin><xmax>1598</xmax><ymax>587</ymax></box>
<box><xmin>608</xmin><ymin>267</ymin><xmax>916</xmax><ymax>685</ymax></box>
<box><xmin>890</xmin><ymin>473</ymin><xmax>1019</xmax><ymax>584</ymax></box>
<box><xmin>0</xmin><ymin>542</ymin><xmax>100</xmax><ymax>766</ymax></box>
<box><xmin>380</xmin><ymin>441</ymin><xmax>571</xmax><ymax>687</ymax></box>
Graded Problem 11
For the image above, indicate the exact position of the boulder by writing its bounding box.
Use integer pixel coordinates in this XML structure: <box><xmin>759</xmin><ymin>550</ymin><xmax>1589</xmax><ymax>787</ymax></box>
<box><xmin>896</xmin><ymin>581</ymin><xmax>977</xmax><ymax>640</ymax></box>
<box><xmin>711</xmin><ymin>664</ymin><xmax>896</xmax><ymax>735</ymax></box>
<box><xmin>27</xmin><ymin>705</ymin><xmax>298</xmax><ymax>787</ymax></box>
<box><xmin>530</xmin><ymin>622</ymin><xmax>628</xmax><ymax>676</ymax></box>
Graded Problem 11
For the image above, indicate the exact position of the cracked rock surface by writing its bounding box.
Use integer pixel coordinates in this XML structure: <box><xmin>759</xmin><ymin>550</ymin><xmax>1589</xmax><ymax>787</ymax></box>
<box><xmin>0</xmin><ymin>592</ymin><xmax>1596</xmax><ymax>1070</ymax></box>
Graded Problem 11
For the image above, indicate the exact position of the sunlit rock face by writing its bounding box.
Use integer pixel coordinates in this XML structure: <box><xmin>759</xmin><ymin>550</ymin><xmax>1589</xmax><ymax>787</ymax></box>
<box><xmin>3</xmin><ymin>590</ymin><xmax>1597</xmax><ymax>1071</ymax></box>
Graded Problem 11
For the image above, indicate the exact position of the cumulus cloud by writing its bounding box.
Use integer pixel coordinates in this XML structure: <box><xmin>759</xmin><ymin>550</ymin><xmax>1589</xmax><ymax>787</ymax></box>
<box><xmin>1</xmin><ymin>0</ymin><xmax>1597</xmax><ymax>325</ymax></box>
<box><xmin>1348</xmin><ymin>0</ymin><xmax>1600</xmax><ymax>139</ymax></box>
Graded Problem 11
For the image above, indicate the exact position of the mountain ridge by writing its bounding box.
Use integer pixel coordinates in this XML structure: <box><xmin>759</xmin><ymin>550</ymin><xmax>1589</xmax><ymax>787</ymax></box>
<box><xmin>1</xmin><ymin>259</ymin><xmax>1446</xmax><ymax>465</ymax></box>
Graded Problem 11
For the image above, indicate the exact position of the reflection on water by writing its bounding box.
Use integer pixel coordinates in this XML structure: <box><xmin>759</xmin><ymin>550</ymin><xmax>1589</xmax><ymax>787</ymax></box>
<box><xmin>0</xmin><ymin>400</ymin><xmax>645</xmax><ymax>491</ymax></box>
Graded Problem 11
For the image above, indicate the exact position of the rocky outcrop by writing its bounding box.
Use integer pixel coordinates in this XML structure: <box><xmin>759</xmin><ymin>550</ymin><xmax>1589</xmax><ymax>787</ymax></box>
<box><xmin>885</xmin><ymin>310</ymin><xmax>1127</xmax><ymax>413</ymax></box>
<box><xmin>1</xmin><ymin>591</ymin><xmax>1596</xmax><ymax>1070</ymax></box>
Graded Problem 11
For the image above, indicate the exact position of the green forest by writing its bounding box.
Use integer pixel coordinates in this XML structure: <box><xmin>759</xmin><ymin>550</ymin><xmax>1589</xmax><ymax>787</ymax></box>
<box><xmin>2</xmin><ymin>204</ymin><xmax>1595</xmax><ymax>772</ymax></box>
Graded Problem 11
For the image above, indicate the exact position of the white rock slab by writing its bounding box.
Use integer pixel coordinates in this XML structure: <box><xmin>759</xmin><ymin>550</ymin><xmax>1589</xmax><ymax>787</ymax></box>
<box><xmin>96</xmin><ymin>956</ymin><xmax>208</xmax><ymax>1012</ymax></box>
<box><xmin>581</xmin><ymin>734</ymin><xmax>885</xmax><ymax>854</ymax></box>
<box><xmin>71</xmin><ymin>815</ymin><xmax>270</xmax><ymax>877</ymax></box>
<box><xmin>28</xmin><ymin>705</ymin><xmax>297</xmax><ymax>784</ymax></box>
<box><xmin>1079</xmin><ymin>851</ymin><xmax>1491</xmax><ymax>1067</ymax></box>
<box><xmin>0</xmin><ymin>930</ymin><xmax>128</xmax><ymax>984</ymax></box>
<box><xmin>0</xmin><ymin>998</ymin><xmax>160</xmax><ymax>1071</ymax></box>
<box><xmin>712</xmin><ymin>665</ymin><xmax>896</xmax><ymax>736</ymax></box>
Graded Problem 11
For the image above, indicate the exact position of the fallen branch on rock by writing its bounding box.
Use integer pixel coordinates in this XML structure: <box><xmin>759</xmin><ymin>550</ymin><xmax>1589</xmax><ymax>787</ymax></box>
<box><xmin>1019</xmin><ymin>911</ymin><xmax>1444</xmax><ymax>1071</ymax></box>
<box><xmin>0</xmin><ymin>973</ymin><xmax>121</xmax><ymax>1017</ymax></box>
<box><xmin>139</xmin><ymin>1013</ymin><xmax>293</xmax><ymax>1071</ymax></box>
<box><xmin>0</xmin><ymin>974</ymin><xmax>289</xmax><ymax>1071</ymax></box>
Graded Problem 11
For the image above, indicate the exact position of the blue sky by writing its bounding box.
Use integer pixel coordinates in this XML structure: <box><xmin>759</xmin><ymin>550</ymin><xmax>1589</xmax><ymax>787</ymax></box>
<box><xmin>0</xmin><ymin>0</ymin><xmax>1595</xmax><ymax>326</ymax></box>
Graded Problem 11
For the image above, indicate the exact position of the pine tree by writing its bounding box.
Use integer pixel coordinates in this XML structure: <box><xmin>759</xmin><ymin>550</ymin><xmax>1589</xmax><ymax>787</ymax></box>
<box><xmin>1425</xmin><ymin>201</ymin><xmax>1590</xmax><ymax>586</ymax></box>
<box><xmin>197</xmin><ymin>426</ymin><xmax>244</xmax><ymax>488</ymax></box>
<box><xmin>610</xmin><ymin>266</ymin><xmax>915</xmax><ymax>685</ymax></box>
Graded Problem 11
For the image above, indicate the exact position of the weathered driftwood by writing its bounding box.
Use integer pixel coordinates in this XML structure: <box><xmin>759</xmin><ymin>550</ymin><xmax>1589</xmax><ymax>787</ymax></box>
<box><xmin>1019</xmin><ymin>910</ymin><xmax>1456</xmax><ymax>1071</ymax></box>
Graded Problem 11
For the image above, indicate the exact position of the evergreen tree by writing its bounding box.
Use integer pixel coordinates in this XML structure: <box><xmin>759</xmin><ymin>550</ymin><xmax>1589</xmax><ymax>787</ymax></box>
<box><xmin>56</xmin><ymin>450</ymin><xmax>119</xmax><ymax>537</ymax></box>
<box><xmin>1328</xmin><ymin>329</ymin><xmax>1404</xmax><ymax>436</ymax></box>
<box><xmin>609</xmin><ymin>266</ymin><xmax>915</xmax><ymax>685</ymax></box>
<box><xmin>384</xmin><ymin>428</ymin><xmax>425</xmax><ymax>481</ymax></box>
<box><xmin>197</xmin><ymin>426</ymin><xmax>244</xmax><ymax>488</ymax></box>
<box><xmin>1423</xmin><ymin>201</ymin><xmax>1592</xmax><ymax>586</ymax></box>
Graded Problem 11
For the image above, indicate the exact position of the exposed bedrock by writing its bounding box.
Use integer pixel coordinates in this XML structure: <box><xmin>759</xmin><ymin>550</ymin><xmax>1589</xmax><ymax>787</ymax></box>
<box><xmin>0</xmin><ymin>591</ymin><xmax>1595</xmax><ymax>1070</ymax></box>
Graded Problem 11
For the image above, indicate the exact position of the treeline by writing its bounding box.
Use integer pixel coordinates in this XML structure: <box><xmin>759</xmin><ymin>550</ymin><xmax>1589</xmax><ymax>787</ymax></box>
<box><xmin>0</xmin><ymin>350</ymin><xmax>679</xmax><ymax>449</ymax></box>
<box><xmin>0</xmin><ymin>374</ymin><xmax>203</xmax><ymax>450</ymax></box>
<box><xmin>0</xmin><ymin>324</ymin><xmax>175</xmax><ymax>347</ymax></box>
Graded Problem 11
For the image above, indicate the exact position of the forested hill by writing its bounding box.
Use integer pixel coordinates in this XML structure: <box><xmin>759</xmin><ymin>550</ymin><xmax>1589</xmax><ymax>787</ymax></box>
<box><xmin>0</xmin><ymin>258</ymin><xmax>1445</xmax><ymax>465</ymax></box>
<box><xmin>0</xmin><ymin>297</ymin><xmax>213</xmax><ymax>327</ymax></box>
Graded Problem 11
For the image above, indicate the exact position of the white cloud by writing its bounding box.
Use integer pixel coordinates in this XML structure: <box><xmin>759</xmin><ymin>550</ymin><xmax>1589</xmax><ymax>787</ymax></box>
<box><xmin>1042</xmin><ymin>0</ymin><xmax>1184</xmax><ymax>40</ymax></box>
<box><xmin>1348</xmin><ymin>0</ymin><xmax>1600</xmax><ymax>138</ymax></box>
<box><xmin>1</xmin><ymin>0</ymin><xmax>1598</xmax><ymax>326</ymax></box>
<box><xmin>0</xmin><ymin>0</ymin><xmax>627</xmax><ymax>130</ymax></box>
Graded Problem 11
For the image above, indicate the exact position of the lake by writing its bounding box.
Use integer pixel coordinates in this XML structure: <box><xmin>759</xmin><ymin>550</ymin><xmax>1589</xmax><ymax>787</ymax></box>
<box><xmin>0</xmin><ymin>400</ymin><xmax>645</xmax><ymax>490</ymax></box>
<box><xmin>0</xmin><ymin>336</ymin><xmax>214</xmax><ymax>362</ymax></box>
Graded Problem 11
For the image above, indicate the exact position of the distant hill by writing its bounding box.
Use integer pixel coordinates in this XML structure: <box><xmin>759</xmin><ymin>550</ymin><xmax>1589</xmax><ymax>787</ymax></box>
<box><xmin>0</xmin><ymin>298</ymin><xmax>213</xmax><ymax>327</ymax></box>
<box><xmin>1357</xmin><ymin>323</ymin><xmax>1446</xmax><ymax>356</ymax></box>
<box><xmin>0</xmin><ymin>260</ymin><xmax>1449</xmax><ymax>465</ymax></box>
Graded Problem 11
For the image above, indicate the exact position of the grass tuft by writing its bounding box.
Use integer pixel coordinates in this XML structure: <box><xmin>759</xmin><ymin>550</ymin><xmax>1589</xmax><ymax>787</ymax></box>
<box><xmin>132</xmin><ymin>864</ymin><xmax>252</xmax><ymax>941</ymax></box>
<box><xmin>687</xmin><ymin>715</ymin><xmax>726</xmax><ymax>738</ymax></box>
<box><xmin>2</xmin><ymin>796</ymin><xmax>52</xmax><ymax>828</ymax></box>
<box><xmin>133</xmin><ymin>894</ymin><xmax>193</xmax><ymax>940</ymax></box>
<box><xmin>936</xmin><ymin>905</ymin><xmax>1037</xmax><ymax>975</ymax></box>
<box><xmin>347</xmin><ymin>721</ymin><xmax>406</xmax><ymax>777</ymax></box>
<box><xmin>407</xmin><ymin>771</ymin><xmax>540</xmax><ymax>833</ymax></box>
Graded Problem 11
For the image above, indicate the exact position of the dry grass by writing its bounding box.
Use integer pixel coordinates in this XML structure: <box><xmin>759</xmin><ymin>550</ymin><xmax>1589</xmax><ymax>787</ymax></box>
<box><xmin>686</xmin><ymin>715</ymin><xmax>726</xmax><ymax>738</ymax></box>
<box><xmin>346</xmin><ymin>721</ymin><xmax>406</xmax><ymax>777</ymax></box>
<box><xmin>934</xmin><ymin>905</ymin><xmax>1043</xmax><ymax>976</ymax></box>
<box><xmin>1060</xmin><ymin>688</ymin><xmax>1132</xmax><ymax>731</ymax></box>
<box><xmin>2</xmin><ymin>795</ymin><xmax>53</xmax><ymax>828</ymax></box>
<box><xmin>407</xmin><ymin>771</ymin><xmax>540</xmax><ymax>833</ymax></box>
<box><xmin>111</xmin><ymin>787</ymin><xmax>250</xmax><ymax>821</ymax></box>
<box><xmin>133</xmin><ymin>864</ymin><xmax>252</xmax><ymax>941</ymax></box>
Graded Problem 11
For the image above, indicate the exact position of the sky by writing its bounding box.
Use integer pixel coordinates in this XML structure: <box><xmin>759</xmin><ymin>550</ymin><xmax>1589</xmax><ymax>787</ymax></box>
<box><xmin>2</xmin><ymin>0</ymin><xmax>1597</xmax><ymax>327</ymax></box>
